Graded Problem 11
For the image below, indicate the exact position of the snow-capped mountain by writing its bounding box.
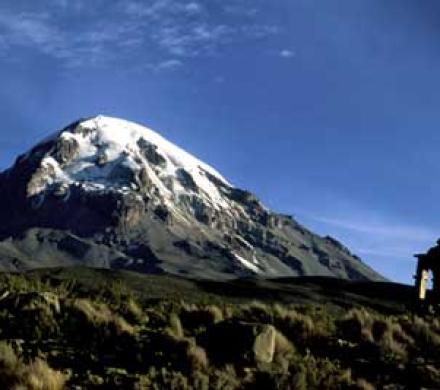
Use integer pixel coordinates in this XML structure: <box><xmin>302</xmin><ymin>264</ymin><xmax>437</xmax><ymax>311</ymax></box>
<box><xmin>0</xmin><ymin>116</ymin><xmax>384</xmax><ymax>280</ymax></box>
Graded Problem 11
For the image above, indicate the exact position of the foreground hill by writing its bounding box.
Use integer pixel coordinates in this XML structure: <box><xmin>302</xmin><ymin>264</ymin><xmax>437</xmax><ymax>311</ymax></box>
<box><xmin>0</xmin><ymin>116</ymin><xmax>382</xmax><ymax>281</ymax></box>
<box><xmin>0</xmin><ymin>268</ymin><xmax>437</xmax><ymax>389</ymax></box>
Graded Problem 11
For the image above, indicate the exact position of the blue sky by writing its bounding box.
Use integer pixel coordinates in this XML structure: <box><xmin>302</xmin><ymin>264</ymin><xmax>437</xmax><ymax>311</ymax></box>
<box><xmin>0</xmin><ymin>0</ymin><xmax>439</xmax><ymax>284</ymax></box>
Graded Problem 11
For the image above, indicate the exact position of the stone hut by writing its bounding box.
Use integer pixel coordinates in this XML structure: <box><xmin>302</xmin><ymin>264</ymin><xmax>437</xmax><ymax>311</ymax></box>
<box><xmin>415</xmin><ymin>240</ymin><xmax>440</xmax><ymax>302</ymax></box>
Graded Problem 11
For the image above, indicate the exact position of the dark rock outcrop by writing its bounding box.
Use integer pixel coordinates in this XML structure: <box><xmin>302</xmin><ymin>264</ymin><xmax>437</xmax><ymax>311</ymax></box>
<box><xmin>137</xmin><ymin>138</ymin><xmax>167</xmax><ymax>167</ymax></box>
<box><xmin>51</xmin><ymin>137</ymin><xmax>79</xmax><ymax>165</ymax></box>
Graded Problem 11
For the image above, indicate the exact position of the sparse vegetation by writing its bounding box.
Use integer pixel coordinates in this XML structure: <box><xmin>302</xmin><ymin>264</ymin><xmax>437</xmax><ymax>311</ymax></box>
<box><xmin>0</xmin><ymin>269</ymin><xmax>437</xmax><ymax>389</ymax></box>
<box><xmin>0</xmin><ymin>342</ymin><xmax>66</xmax><ymax>390</ymax></box>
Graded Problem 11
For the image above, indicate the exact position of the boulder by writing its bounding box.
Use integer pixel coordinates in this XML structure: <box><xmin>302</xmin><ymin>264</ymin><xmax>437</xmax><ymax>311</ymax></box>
<box><xmin>206</xmin><ymin>321</ymin><xmax>291</xmax><ymax>364</ymax></box>
<box><xmin>253</xmin><ymin>324</ymin><xmax>277</xmax><ymax>363</ymax></box>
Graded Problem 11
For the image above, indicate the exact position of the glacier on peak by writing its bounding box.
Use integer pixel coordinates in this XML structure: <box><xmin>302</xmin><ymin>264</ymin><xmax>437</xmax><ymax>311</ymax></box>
<box><xmin>29</xmin><ymin>115</ymin><xmax>234</xmax><ymax>211</ymax></box>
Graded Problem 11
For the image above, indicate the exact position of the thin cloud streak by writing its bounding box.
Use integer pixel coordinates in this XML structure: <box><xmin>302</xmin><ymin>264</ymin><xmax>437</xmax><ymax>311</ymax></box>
<box><xmin>297</xmin><ymin>209</ymin><xmax>438</xmax><ymax>274</ymax></box>
<box><xmin>153</xmin><ymin>59</ymin><xmax>184</xmax><ymax>72</ymax></box>
<box><xmin>313</xmin><ymin>215</ymin><xmax>437</xmax><ymax>242</ymax></box>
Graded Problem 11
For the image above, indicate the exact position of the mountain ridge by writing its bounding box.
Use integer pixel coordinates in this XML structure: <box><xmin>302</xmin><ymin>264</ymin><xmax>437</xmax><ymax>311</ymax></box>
<box><xmin>0</xmin><ymin>116</ymin><xmax>384</xmax><ymax>281</ymax></box>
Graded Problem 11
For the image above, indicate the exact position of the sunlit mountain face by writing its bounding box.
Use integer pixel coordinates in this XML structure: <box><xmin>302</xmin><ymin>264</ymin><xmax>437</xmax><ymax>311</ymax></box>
<box><xmin>0</xmin><ymin>116</ymin><xmax>384</xmax><ymax>281</ymax></box>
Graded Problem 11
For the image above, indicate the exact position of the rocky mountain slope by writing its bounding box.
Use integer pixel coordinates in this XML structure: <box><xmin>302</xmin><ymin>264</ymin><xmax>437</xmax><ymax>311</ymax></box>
<box><xmin>0</xmin><ymin>116</ymin><xmax>383</xmax><ymax>280</ymax></box>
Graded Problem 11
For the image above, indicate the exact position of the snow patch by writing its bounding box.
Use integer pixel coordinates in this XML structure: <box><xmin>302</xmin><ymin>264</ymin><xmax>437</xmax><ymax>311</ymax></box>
<box><xmin>233</xmin><ymin>252</ymin><xmax>261</xmax><ymax>274</ymax></box>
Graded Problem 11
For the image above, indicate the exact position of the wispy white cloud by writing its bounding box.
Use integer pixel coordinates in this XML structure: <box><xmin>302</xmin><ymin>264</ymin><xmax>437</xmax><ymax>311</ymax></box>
<box><xmin>0</xmin><ymin>0</ymin><xmax>282</xmax><ymax>69</ymax></box>
<box><xmin>123</xmin><ymin>0</ymin><xmax>201</xmax><ymax>20</ymax></box>
<box><xmin>185</xmin><ymin>2</ymin><xmax>203</xmax><ymax>14</ymax></box>
<box><xmin>0</xmin><ymin>12</ymin><xmax>89</xmax><ymax>65</ymax></box>
<box><xmin>153</xmin><ymin>24</ymin><xmax>233</xmax><ymax>57</ymax></box>
<box><xmin>224</xmin><ymin>5</ymin><xmax>259</xmax><ymax>18</ymax></box>
<box><xmin>280</xmin><ymin>49</ymin><xmax>295</xmax><ymax>58</ymax></box>
<box><xmin>307</xmin><ymin>211</ymin><xmax>438</xmax><ymax>260</ymax></box>
<box><xmin>241</xmin><ymin>24</ymin><xmax>280</xmax><ymax>39</ymax></box>
<box><xmin>312</xmin><ymin>215</ymin><xmax>437</xmax><ymax>243</ymax></box>
<box><xmin>50</xmin><ymin>0</ymin><xmax>85</xmax><ymax>12</ymax></box>
<box><xmin>123</xmin><ymin>0</ymin><xmax>169</xmax><ymax>19</ymax></box>
<box><xmin>153</xmin><ymin>59</ymin><xmax>184</xmax><ymax>72</ymax></box>
<box><xmin>0</xmin><ymin>12</ymin><xmax>64</xmax><ymax>56</ymax></box>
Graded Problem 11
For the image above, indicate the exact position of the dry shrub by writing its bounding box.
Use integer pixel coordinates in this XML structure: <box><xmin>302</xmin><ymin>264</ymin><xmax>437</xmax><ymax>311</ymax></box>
<box><xmin>290</xmin><ymin>355</ymin><xmax>353</xmax><ymax>390</ymax></box>
<box><xmin>412</xmin><ymin>364</ymin><xmax>440</xmax><ymax>388</ymax></box>
<box><xmin>339</xmin><ymin>310</ymin><xmax>412</xmax><ymax>361</ymax></box>
<box><xmin>431</xmin><ymin>317</ymin><xmax>440</xmax><ymax>333</ymax></box>
<box><xmin>411</xmin><ymin>316</ymin><xmax>440</xmax><ymax>348</ymax></box>
<box><xmin>372</xmin><ymin>318</ymin><xmax>412</xmax><ymax>361</ymax></box>
<box><xmin>191</xmin><ymin>370</ymin><xmax>210</xmax><ymax>390</ymax></box>
<box><xmin>0</xmin><ymin>342</ymin><xmax>66</xmax><ymax>390</ymax></box>
<box><xmin>71</xmin><ymin>298</ymin><xmax>134</xmax><ymax>336</ymax></box>
<box><xmin>210</xmin><ymin>365</ymin><xmax>240</xmax><ymax>390</ymax></box>
<box><xmin>3</xmin><ymin>292</ymin><xmax>61</xmax><ymax>339</ymax></box>
<box><xmin>0</xmin><ymin>342</ymin><xmax>19</xmax><ymax>377</ymax></box>
<box><xmin>389</xmin><ymin>321</ymin><xmax>414</xmax><ymax>346</ymax></box>
<box><xmin>144</xmin><ymin>306</ymin><xmax>168</xmax><ymax>328</ymax></box>
<box><xmin>240</xmin><ymin>301</ymin><xmax>273</xmax><ymax>323</ymax></box>
<box><xmin>338</xmin><ymin>308</ymin><xmax>374</xmax><ymax>343</ymax></box>
<box><xmin>186</xmin><ymin>342</ymin><xmax>209</xmax><ymax>370</ymax></box>
<box><xmin>121</xmin><ymin>298</ymin><xmax>146</xmax><ymax>324</ymax></box>
<box><xmin>222</xmin><ymin>305</ymin><xmax>235</xmax><ymax>320</ymax></box>
<box><xmin>136</xmin><ymin>367</ymin><xmax>190</xmax><ymax>390</ymax></box>
<box><xmin>158</xmin><ymin>334</ymin><xmax>209</xmax><ymax>374</ymax></box>
<box><xmin>355</xmin><ymin>378</ymin><xmax>375</xmax><ymax>390</ymax></box>
<box><xmin>274</xmin><ymin>308</ymin><xmax>318</xmax><ymax>347</ymax></box>
<box><xmin>204</xmin><ymin>305</ymin><xmax>224</xmax><ymax>324</ymax></box>
<box><xmin>103</xmin><ymin>280</ymin><xmax>133</xmax><ymax>305</ymax></box>
<box><xmin>24</xmin><ymin>359</ymin><xmax>66</xmax><ymax>390</ymax></box>
<box><xmin>377</xmin><ymin>329</ymin><xmax>406</xmax><ymax>360</ymax></box>
<box><xmin>180</xmin><ymin>304</ymin><xmax>224</xmax><ymax>331</ymax></box>
<box><xmin>166</xmin><ymin>313</ymin><xmax>184</xmax><ymax>338</ymax></box>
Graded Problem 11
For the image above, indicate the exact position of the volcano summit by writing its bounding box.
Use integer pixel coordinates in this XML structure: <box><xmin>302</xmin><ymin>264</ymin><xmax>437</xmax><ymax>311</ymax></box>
<box><xmin>0</xmin><ymin>116</ymin><xmax>383</xmax><ymax>280</ymax></box>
